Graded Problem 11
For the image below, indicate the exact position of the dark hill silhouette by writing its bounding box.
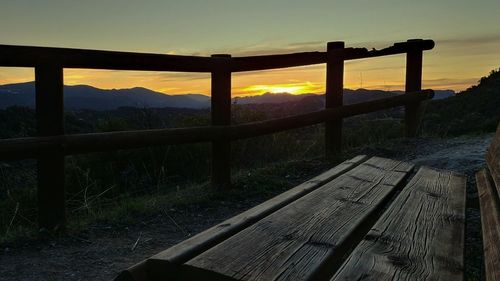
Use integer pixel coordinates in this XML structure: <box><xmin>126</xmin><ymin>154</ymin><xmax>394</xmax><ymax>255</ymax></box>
<box><xmin>234</xmin><ymin>89</ymin><xmax>399</xmax><ymax>107</ymax></box>
<box><xmin>0</xmin><ymin>81</ymin><xmax>454</xmax><ymax>111</ymax></box>
<box><xmin>234</xmin><ymin>93</ymin><xmax>316</xmax><ymax>104</ymax></box>
<box><xmin>233</xmin><ymin>89</ymin><xmax>402</xmax><ymax>119</ymax></box>
<box><xmin>0</xmin><ymin>82</ymin><xmax>211</xmax><ymax>110</ymax></box>
<box><xmin>422</xmin><ymin>69</ymin><xmax>500</xmax><ymax>135</ymax></box>
<box><xmin>235</xmin><ymin>89</ymin><xmax>455</xmax><ymax>106</ymax></box>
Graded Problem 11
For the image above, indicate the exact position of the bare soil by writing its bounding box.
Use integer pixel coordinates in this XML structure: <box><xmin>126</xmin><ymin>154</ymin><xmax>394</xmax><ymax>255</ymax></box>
<box><xmin>0</xmin><ymin>133</ymin><xmax>492</xmax><ymax>281</ymax></box>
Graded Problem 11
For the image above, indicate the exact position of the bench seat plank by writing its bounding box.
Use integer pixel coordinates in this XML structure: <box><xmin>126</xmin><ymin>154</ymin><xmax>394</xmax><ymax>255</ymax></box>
<box><xmin>476</xmin><ymin>168</ymin><xmax>500</xmax><ymax>281</ymax></box>
<box><xmin>332</xmin><ymin>166</ymin><xmax>466</xmax><ymax>281</ymax></box>
<box><xmin>486</xmin><ymin>123</ymin><xmax>500</xmax><ymax>199</ymax></box>
<box><xmin>117</xmin><ymin>155</ymin><xmax>369</xmax><ymax>281</ymax></box>
<box><xmin>181</xmin><ymin>157</ymin><xmax>413</xmax><ymax>281</ymax></box>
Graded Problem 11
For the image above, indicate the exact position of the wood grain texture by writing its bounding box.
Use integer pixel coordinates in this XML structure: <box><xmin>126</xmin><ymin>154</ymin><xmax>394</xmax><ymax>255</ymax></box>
<box><xmin>181</xmin><ymin>157</ymin><xmax>413</xmax><ymax>281</ymax></box>
<box><xmin>486</xmin><ymin>123</ymin><xmax>500</xmax><ymax>197</ymax></box>
<box><xmin>132</xmin><ymin>155</ymin><xmax>369</xmax><ymax>281</ymax></box>
<box><xmin>476</xmin><ymin>169</ymin><xmax>500</xmax><ymax>281</ymax></box>
<box><xmin>332</xmin><ymin>166</ymin><xmax>466</xmax><ymax>281</ymax></box>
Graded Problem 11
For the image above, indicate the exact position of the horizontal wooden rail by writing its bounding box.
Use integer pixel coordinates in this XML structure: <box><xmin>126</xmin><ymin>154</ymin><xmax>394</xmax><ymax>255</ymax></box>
<box><xmin>230</xmin><ymin>39</ymin><xmax>434</xmax><ymax>72</ymax></box>
<box><xmin>0</xmin><ymin>44</ymin><xmax>216</xmax><ymax>72</ymax></box>
<box><xmin>230</xmin><ymin>52</ymin><xmax>326</xmax><ymax>72</ymax></box>
<box><xmin>0</xmin><ymin>39</ymin><xmax>434</xmax><ymax>72</ymax></box>
<box><xmin>345</xmin><ymin>39</ymin><xmax>435</xmax><ymax>60</ymax></box>
<box><xmin>0</xmin><ymin>90</ymin><xmax>433</xmax><ymax>160</ymax></box>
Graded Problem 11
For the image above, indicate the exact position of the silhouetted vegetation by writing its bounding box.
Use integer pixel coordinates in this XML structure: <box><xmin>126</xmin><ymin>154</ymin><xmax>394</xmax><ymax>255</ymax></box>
<box><xmin>422</xmin><ymin>68</ymin><xmax>500</xmax><ymax>136</ymax></box>
<box><xmin>1</xmin><ymin>69</ymin><xmax>499</xmax><ymax>242</ymax></box>
<box><xmin>0</xmin><ymin>107</ymin><xmax>398</xmax><ymax>241</ymax></box>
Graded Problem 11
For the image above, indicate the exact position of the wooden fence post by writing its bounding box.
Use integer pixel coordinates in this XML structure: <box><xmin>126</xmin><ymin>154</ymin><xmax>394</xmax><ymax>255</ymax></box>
<box><xmin>211</xmin><ymin>54</ymin><xmax>232</xmax><ymax>189</ymax></box>
<box><xmin>325</xmin><ymin>42</ymin><xmax>345</xmax><ymax>159</ymax></box>
<box><xmin>405</xmin><ymin>39</ymin><xmax>424</xmax><ymax>137</ymax></box>
<box><xmin>35</xmin><ymin>63</ymin><xmax>65</xmax><ymax>231</ymax></box>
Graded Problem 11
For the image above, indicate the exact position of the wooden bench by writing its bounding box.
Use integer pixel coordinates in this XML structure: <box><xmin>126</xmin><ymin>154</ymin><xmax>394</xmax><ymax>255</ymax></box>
<box><xmin>115</xmin><ymin>154</ymin><xmax>469</xmax><ymax>281</ymax></box>
<box><xmin>476</xmin><ymin>123</ymin><xmax>500</xmax><ymax>281</ymax></box>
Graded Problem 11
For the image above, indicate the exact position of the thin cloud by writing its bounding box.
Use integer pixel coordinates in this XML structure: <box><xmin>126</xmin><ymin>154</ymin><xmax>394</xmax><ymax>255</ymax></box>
<box><xmin>437</xmin><ymin>34</ymin><xmax>500</xmax><ymax>46</ymax></box>
<box><xmin>201</xmin><ymin>40</ymin><xmax>330</xmax><ymax>57</ymax></box>
<box><xmin>423</xmin><ymin>77</ymin><xmax>479</xmax><ymax>86</ymax></box>
<box><xmin>286</xmin><ymin>41</ymin><xmax>324</xmax><ymax>48</ymax></box>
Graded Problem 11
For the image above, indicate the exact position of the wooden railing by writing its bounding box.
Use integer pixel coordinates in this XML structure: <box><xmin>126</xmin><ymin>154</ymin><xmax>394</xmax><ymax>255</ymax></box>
<box><xmin>0</xmin><ymin>39</ymin><xmax>435</xmax><ymax>231</ymax></box>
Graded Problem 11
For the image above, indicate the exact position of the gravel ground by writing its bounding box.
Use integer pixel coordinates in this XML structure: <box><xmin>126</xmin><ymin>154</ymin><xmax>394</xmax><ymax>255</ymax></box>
<box><xmin>0</xmin><ymin>133</ymin><xmax>493</xmax><ymax>281</ymax></box>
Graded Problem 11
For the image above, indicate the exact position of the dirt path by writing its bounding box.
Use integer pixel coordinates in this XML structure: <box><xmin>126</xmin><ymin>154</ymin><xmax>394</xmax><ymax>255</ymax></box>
<box><xmin>0</xmin><ymin>134</ymin><xmax>493</xmax><ymax>281</ymax></box>
<box><xmin>393</xmin><ymin>134</ymin><xmax>493</xmax><ymax>178</ymax></box>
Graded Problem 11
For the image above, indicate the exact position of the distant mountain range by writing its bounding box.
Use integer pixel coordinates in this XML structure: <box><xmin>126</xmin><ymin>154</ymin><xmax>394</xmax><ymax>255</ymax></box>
<box><xmin>0</xmin><ymin>82</ymin><xmax>210</xmax><ymax>110</ymax></box>
<box><xmin>0</xmin><ymin>81</ymin><xmax>455</xmax><ymax>110</ymax></box>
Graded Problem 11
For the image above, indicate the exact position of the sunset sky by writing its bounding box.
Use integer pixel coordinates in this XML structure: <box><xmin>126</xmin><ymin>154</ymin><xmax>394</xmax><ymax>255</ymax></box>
<box><xmin>1</xmin><ymin>0</ymin><xmax>500</xmax><ymax>96</ymax></box>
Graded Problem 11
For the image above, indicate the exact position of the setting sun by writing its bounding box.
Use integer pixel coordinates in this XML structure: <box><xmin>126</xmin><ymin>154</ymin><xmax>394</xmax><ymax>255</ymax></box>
<box><xmin>242</xmin><ymin>82</ymin><xmax>323</xmax><ymax>96</ymax></box>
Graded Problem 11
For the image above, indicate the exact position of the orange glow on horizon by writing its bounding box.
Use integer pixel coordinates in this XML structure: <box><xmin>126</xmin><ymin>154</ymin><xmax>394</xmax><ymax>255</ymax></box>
<box><xmin>241</xmin><ymin>82</ymin><xmax>323</xmax><ymax>96</ymax></box>
<box><xmin>0</xmin><ymin>53</ymin><xmax>487</xmax><ymax>99</ymax></box>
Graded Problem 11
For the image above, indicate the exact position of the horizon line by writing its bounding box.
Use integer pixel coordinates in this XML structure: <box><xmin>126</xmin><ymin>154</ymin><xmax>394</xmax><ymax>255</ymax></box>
<box><xmin>0</xmin><ymin>80</ymin><xmax>459</xmax><ymax>98</ymax></box>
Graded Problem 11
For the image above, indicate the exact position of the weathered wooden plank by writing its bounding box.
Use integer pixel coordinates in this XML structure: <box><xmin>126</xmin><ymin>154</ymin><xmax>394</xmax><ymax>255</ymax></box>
<box><xmin>486</xmin><ymin>123</ymin><xmax>500</xmax><ymax>197</ymax></box>
<box><xmin>476</xmin><ymin>168</ymin><xmax>500</xmax><ymax>281</ymax></box>
<box><xmin>116</xmin><ymin>155</ymin><xmax>369</xmax><ymax>281</ymax></box>
<box><xmin>332</xmin><ymin>166</ymin><xmax>466</xmax><ymax>281</ymax></box>
<box><xmin>180</xmin><ymin>157</ymin><xmax>413</xmax><ymax>281</ymax></box>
